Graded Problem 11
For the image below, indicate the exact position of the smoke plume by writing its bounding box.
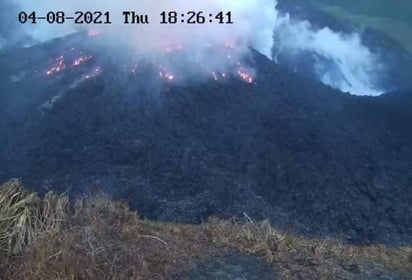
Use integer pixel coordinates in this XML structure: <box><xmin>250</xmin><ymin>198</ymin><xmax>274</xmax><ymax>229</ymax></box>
<box><xmin>8</xmin><ymin>0</ymin><xmax>385</xmax><ymax>95</ymax></box>
<box><xmin>14</xmin><ymin>0</ymin><xmax>276</xmax><ymax>56</ymax></box>
<box><xmin>271</xmin><ymin>13</ymin><xmax>385</xmax><ymax>96</ymax></box>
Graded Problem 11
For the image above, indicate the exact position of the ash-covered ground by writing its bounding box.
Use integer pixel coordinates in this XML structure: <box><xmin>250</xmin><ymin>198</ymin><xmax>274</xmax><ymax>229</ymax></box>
<box><xmin>1</xmin><ymin>31</ymin><xmax>412</xmax><ymax>247</ymax></box>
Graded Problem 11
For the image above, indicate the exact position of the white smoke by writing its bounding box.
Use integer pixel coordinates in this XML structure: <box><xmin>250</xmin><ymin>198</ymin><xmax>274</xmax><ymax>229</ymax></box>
<box><xmin>14</xmin><ymin>0</ymin><xmax>277</xmax><ymax>57</ymax></box>
<box><xmin>272</xmin><ymin>13</ymin><xmax>385</xmax><ymax>96</ymax></box>
<box><xmin>11</xmin><ymin>0</ymin><xmax>385</xmax><ymax>95</ymax></box>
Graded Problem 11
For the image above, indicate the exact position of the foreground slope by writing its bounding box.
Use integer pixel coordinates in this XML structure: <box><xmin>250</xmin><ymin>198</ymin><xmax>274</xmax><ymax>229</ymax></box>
<box><xmin>0</xmin><ymin>33</ymin><xmax>411</xmax><ymax>246</ymax></box>
<box><xmin>1</xmin><ymin>180</ymin><xmax>411</xmax><ymax>279</ymax></box>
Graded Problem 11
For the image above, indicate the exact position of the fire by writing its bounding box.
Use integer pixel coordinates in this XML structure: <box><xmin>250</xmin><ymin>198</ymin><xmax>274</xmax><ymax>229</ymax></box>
<box><xmin>42</xmin><ymin>38</ymin><xmax>255</xmax><ymax>86</ymax></box>
<box><xmin>237</xmin><ymin>67</ymin><xmax>254</xmax><ymax>84</ymax></box>
<box><xmin>46</xmin><ymin>56</ymin><xmax>65</xmax><ymax>75</ymax></box>
<box><xmin>94</xmin><ymin>66</ymin><xmax>102</xmax><ymax>74</ymax></box>
<box><xmin>45</xmin><ymin>51</ymin><xmax>95</xmax><ymax>76</ymax></box>
<box><xmin>131</xmin><ymin>64</ymin><xmax>139</xmax><ymax>74</ymax></box>
<box><xmin>73</xmin><ymin>55</ymin><xmax>92</xmax><ymax>66</ymax></box>
<box><xmin>209</xmin><ymin>71</ymin><xmax>229</xmax><ymax>82</ymax></box>
<box><xmin>212</xmin><ymin>71</ymin><xmax>218</xmax><ymax>81</ymax></box>
<box><xmin>157</xmin><ymin>64</ymin><xmax>175</xmax><ymax>82</ymax></box>
<box><xmin>160</xmin><ymin>41</ymin><xmax>184</xmax><ymax>54</ymax></box>
<box><xmin>159</xmin><ymin>71</ymin><xmax>175</xmax><ymax>81</ymax></box>
<box><xmin>83</xmin><ymin>66</ymin><xmax>102</xmax><ymax>80</ymax></box>
<box><xmin>88</xmin><ymin>28</ymin><xmax>100</xmax><ymax>37</ymax></box>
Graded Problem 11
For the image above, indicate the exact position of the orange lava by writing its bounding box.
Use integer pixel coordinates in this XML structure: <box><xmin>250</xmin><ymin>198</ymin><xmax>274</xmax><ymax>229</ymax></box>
<box><xmin>46</xmin><ymin>56</ymin><xmax>65</xmax><ymax>75</ymax></box>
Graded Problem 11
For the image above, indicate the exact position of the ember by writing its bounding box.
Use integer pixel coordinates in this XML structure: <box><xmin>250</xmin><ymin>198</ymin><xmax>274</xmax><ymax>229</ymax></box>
<box><xmin>157</xmin><ymin>64</ymin><xmax>175</xmax><ymax>82</ymax></box>
<box><xmin>212</xmin><ymin>71</ymin><xmax>218</xmax><ymax>81</ymax></box>
<box><xmin>88</xmin><ymin>29</ymin><xmax>100</xmax><ymax>37</ymax></box>
<box><xmin>46</xmin><ymin>56</ymin><xmax>65</xmax><ymax>75</ymax></box>
<box><xmin>73</xmin><ymin>55</ymin><xmax>92</xmax><ymax>66</ymax></box>
<box><xmin>131</xmin><ymin>64</ymin><xmax>139</xmax><ymax>74</ymax></box>
<box><xmin>237</xmin><ymin>67</ymin><xmax>254</xmax><ymax>84</ymax></box>
<box><xmin>45</xmin><ymin>51</ymin><xmax>95</xmax><ymax>77</ymax></box>
<box><xmin>42</xmin><ymin>39</ymin><xmax>255</xmax><ymax>85</ymax></box>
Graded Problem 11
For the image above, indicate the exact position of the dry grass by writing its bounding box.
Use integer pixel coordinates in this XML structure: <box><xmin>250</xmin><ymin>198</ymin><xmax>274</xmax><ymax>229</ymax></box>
<box><xmin>1</xmin><ymin>188</ymin><xmax>218</xmax><ymax>280</ymax></box>
<box><xmin>205</xmin><ymin>217</ymin><xmax>412</xmax><ymax>278</ymax></box>
<box><xmin>1</xmin><ymin>180</ymin><xmax>411</xmax><ymax>279</ymax></box>
<box><xmin>0</xmin><ymin>179</ymin><xmax>68</xmax><ymax>255</ymax></box>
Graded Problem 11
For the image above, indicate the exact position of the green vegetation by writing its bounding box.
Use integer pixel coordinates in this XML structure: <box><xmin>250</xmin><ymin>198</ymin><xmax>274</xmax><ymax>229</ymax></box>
<box><xmin>310</xmin><ymin>0</ymin><xmax>412</xmax><ymax>53</ymax></box>
<box><xmin>1</xmin><ymin>180</ymin><xmax>411</xmax><ymax>279</ymax></box>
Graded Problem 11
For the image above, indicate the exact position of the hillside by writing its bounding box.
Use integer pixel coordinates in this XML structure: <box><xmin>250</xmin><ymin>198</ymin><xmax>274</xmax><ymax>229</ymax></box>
<box><xmin>1</xmin><ymin>1</ymin><xmax>412</xmax><ymax>279</ymax></box>
<box><xmin>1</xmin><ymin>180</ymin><xmax>411</xmax><ymax>279</ymax></box>
<box><xmin>1</xmin><ymin>33</ymin><xmax>412</xmax><ymax>247</ymax></box>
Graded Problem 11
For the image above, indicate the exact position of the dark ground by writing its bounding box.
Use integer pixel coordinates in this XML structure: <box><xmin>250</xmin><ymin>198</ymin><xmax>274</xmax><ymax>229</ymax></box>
<box><xmin>0</xmin><ymin>31</ymin><xmax>411</xmax><ymax>248</ymax></box>
<box><xmin>182</xmin><ymin>251</ymin><xmax>279</xmax><ymax>280</ymax></box>
<box><xmin>182</xmin><ymin>250</ymin><xmax>406</xmax><ymax>280</ymax></box>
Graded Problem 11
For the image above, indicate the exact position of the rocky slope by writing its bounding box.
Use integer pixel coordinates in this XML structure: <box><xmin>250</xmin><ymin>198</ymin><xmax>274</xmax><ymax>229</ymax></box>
<box><xmin>0</xmin><ymin>32</ymin><xmax>411</xmax><ymax>247</ymax></box>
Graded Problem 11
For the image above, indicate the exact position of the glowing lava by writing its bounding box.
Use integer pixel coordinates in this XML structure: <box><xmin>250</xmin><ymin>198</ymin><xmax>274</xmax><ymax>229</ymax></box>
<box><xmin>212</xmin><ymin>71</ymin><xmax>218</xmax><ymax>81</ymax></box>
<box><xmin>236</xmin><ymin>67</ymin><xmax>254</xmax><ymax>84</ymax></box>
<box><xmin>45</xmin><ymin>52</ymin><xmax>95</xmax><ymax>76</ymax></box>
<box><xmin>157</xmin><ymin>64</ymin><xmax>175</xmax><ymax>82</ymax></box>
<box><xmin>46</xmin><ymin>56</ymin><xmax>65</xmax><ymax>75</ymax></box>
<box><xmin>73</xmin><ymin>55</ymin><xmax>93</xmax><ymax>66</ymax></box>
<box><xmin>88</xmin><ymin>28</ymin><xmax>100</xmax><ymax>37</ymax></box>
<box><xmin>131</xmin><ymin>64</ymin><xmax>139</xmax><ymax>74</ymax></box>
<box><xmin>43</xmin><ymin>39</ymin><xmax>254</xmax><ymax>85</ymax></box>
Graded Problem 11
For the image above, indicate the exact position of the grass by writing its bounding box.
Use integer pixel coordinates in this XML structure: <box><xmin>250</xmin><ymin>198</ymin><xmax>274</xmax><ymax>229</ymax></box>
<box><xmin>1</xmin><ymin>179</ymin><xmax>411</xmax><ymax>279</ymax></box>
<box><xmin>0</xmin><ymin>179</ymin><xmax>68</xmax><ymax>255</ymax></box>
<box><xmin>310</xmin><ymin>0</ymin><xmax>412</xmax><ymax>54</ymax></box>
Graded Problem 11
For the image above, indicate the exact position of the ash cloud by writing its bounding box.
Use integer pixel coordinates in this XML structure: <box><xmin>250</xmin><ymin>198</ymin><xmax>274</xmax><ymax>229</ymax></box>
<box><xmin>9</xmin><ymin>0</ymin><xmax>386</xmax><ymax>95</ymax></box>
